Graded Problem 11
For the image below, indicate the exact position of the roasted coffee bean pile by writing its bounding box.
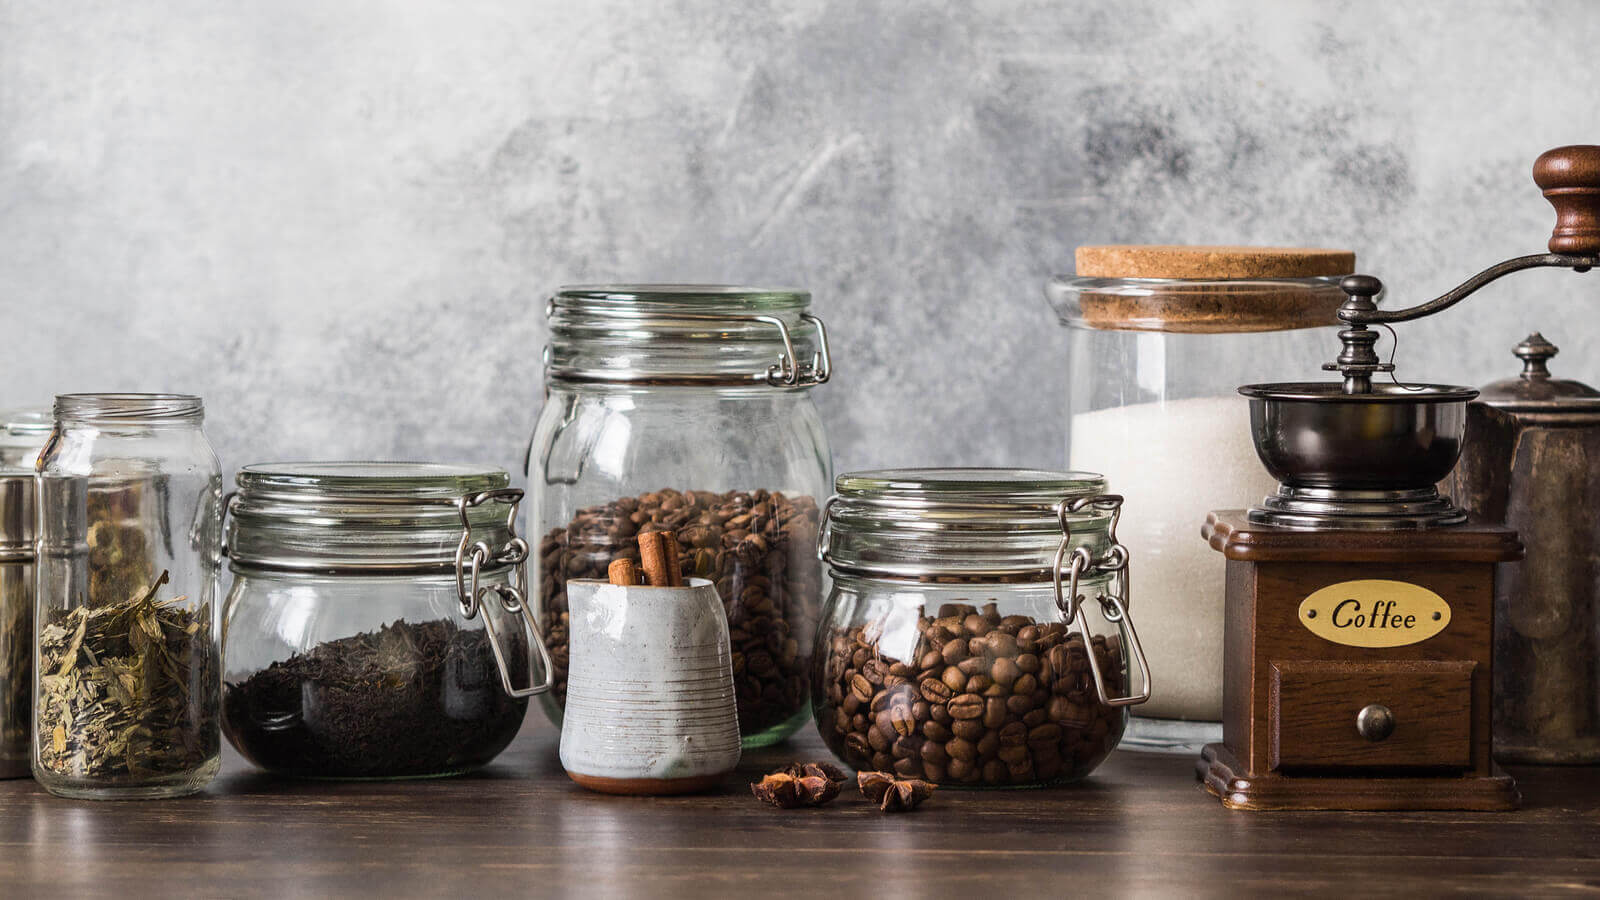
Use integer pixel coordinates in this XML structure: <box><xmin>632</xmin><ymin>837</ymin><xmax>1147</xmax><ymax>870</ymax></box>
<box><xmin>539</xmin><ymin>488</ymin><xmax>822</xmax><ymax>736</ymax></box>
<box><xmin>816</xmin><ymin>601</ymin><xmax>1125</xmax><ymax>786</ymax></box>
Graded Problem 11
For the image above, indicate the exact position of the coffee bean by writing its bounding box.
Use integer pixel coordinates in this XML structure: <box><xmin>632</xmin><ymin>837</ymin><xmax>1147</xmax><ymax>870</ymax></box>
<box><xmin>948</xmin><ymin>694</ymin><xmax>985</xmax><ymax>720</ymax></box>
<box><xmin>817</xmin><ymin>601</ymin><xmax>1127</xmax><ymax>788</ymax></box>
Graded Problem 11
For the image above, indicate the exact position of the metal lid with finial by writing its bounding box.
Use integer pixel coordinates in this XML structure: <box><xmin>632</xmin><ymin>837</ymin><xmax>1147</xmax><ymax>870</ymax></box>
<box><xmin>1478</xmin><ymin>332</ymin><xmax>1600</xmax><ymax>413</ymax></box>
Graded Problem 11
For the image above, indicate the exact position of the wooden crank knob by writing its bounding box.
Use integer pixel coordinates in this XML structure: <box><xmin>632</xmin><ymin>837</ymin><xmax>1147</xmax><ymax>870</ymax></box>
<box><xmin>1534</xmin><ymin>145</ymin><xmax>1600</xmax><ymax>255</ymax></box>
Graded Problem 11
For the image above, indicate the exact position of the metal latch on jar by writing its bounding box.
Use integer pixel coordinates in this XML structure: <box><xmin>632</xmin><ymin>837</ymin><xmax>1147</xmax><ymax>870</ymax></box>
<box><xmin>1052</xmin><ymin>494</ymin><xmax>1152</xmax><ymax>709</ymax></box>
<box><xmin>450</xmin><ymin>488</ymin><xmax>557</xmax><ymax>699</ymax></box>
<box><xmin>542</xmin><ymin>300</ymin><xmax>833</xmax><ymax>388</ymax></box>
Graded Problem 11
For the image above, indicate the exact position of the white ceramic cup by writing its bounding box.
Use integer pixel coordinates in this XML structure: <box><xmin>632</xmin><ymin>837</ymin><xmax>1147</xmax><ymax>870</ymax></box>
<box><xmin>559</xmin><ymin>577</ymin><xmax>741</xmax><ymax>794</ymax></box>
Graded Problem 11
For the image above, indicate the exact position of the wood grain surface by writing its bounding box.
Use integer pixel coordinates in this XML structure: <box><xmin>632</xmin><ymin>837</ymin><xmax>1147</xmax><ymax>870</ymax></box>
<box><xmin>1</xmin><ymin>722</ymin><xmax>1599</xmax><ymax>898</ymax></box>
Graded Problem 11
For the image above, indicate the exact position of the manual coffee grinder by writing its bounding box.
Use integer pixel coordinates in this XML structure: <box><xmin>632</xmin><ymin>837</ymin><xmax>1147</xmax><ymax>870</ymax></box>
<box><xmin>1198</xmin><ymin>145</ymin><xmax>1600</xmax><ymax>811</ymax></box>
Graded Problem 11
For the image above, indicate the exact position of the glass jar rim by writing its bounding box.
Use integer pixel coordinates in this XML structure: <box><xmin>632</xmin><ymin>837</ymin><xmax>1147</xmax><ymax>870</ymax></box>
<box><xmin>1045</xmin><ymin>275</ymin><xmax>1353</xmax><ymax>334</ymax></box>
<box><xmin>55</xmin><ymin>393</ymin><xmax>204</xmax><ymax>423</ymax></box>
<box><xmin>822</xmin><ymin>467</ymin><xmax>1115</xmax><ymax>581</ymax></box>
<box><xmin>554</xmin><ymin>284</ymin><xmax>811</xmax><ymax>311</ymax></box>
<box><xmin>228</xmin><ymin>461</ymin><xmax>512</xmax><ymax>573</ymax></box>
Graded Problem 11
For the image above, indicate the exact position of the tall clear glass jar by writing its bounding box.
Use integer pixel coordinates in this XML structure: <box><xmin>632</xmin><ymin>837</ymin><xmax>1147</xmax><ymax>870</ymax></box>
<box><xmin>0</xmin><ymin>410</ymin><xmax>50</xmax><ymax>778</ymax></box>
<box><xmin>222</xmin><ymin>463</ymin><xmax>551</xmax><ymax>779</ymax></box>
<box><xmin>34</xmin><ymin>394</ymin><xmax>224</xmax><ymax>799</ymax></box>
<box><xmin>1047</xmin><ymin>246</ymin><xmax>1355</xmax><ymax>753</ymax></box>
<box><xmin>814</xmin><ymin>469</ymin><xmax>1151</xmax><ymax>787</ymax></box>
<box><xmin>528</xmin><ymin>285</ymin><xmax>833</xmax><ymax>747</ymax></box>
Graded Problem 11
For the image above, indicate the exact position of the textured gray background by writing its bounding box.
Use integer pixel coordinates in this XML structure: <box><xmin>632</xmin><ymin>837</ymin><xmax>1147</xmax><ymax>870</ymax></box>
<box><xmin>4</xmin><ymin>0</ymin><xmax>1600</xmax><ymax>480</ymax></box>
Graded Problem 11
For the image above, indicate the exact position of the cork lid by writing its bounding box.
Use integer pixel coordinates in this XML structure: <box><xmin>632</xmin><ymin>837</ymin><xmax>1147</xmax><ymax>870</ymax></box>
<box><xmin>1050</xmin><ymin>245</ymin><xmax>1358</xmax><ymax>334</ymax></box>
<box><xmin>1074</xmin><ymin>246</ymin><xmax>1355</xmax><ymax>279</ymax></box>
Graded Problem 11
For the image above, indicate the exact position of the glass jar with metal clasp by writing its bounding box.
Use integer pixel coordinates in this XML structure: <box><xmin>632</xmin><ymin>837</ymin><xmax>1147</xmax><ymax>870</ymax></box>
<box><xmin>220</xmin><ymin>463</ymin><xmax>553</xmax><ymax>779</ymax></box>
<box><xmin>813</xmin><ymin>468</ymin><xmax>1151</xmax><ymax>788</ymax></box>
<box><xmin>527</xmin><ymin>285</ymin><xmax>834</xmax><ymax>748</ymax></box>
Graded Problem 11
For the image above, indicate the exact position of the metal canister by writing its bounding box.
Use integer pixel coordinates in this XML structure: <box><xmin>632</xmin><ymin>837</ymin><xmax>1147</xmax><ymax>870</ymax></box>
<box><xmin>0</xmin><ymin>411</ymin><xmax>49</xmax><ymax>778</ymax></box>
<box><xmin>1451</xmin><ymin>333</ymin><xmax>1600</xmax><ymax>763</ymax></box>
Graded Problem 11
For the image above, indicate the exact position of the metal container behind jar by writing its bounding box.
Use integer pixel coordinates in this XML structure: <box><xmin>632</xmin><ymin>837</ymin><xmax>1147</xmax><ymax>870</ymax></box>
<box><xmin>1450</xmin><ymin>333</ymin><xmax>1600</xmax><ymax>763</ymax></box>
<box><xmin>0</xmin><ymin>411</ymin><xmax>50</xmax><ymax>778</ymax></box>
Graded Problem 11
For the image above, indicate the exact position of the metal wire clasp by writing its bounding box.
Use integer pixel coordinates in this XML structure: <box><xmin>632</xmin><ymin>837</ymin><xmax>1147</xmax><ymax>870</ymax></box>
<box><xmin>1051</xmin><ymin>494</ymin><xmax>1151</xmax><ymax>708</ymax></box>
<box><xmin>453</xmin><ymin>488</ymin><xmax>556</xmax><ymax>699</ymax></box>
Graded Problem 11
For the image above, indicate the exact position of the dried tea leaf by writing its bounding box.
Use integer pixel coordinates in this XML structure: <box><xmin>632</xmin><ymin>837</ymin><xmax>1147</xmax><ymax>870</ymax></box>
<box><xmin>34</xmin><ymin>570</ymin><xmax>217</xmax><ymax>782</ymax></box>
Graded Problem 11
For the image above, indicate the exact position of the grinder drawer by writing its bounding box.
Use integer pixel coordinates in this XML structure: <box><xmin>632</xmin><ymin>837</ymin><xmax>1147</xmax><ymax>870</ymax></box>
<box><xmin>1271</xmin><ymin>660</ymin><xmax>1476</xmax><ymax>770</ymax></box>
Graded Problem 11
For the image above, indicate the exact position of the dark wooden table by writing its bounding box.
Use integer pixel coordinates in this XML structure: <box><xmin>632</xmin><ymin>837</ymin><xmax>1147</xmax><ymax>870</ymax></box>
<box><xmin>2</xmin><ymin>720</ymin><xmax>1598</xmax><ymax>898</ymax></box>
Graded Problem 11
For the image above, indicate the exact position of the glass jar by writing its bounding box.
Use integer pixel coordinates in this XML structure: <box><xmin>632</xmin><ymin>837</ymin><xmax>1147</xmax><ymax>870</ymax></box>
<box><xmin>221</xmin><ymin>463</ymin><xmax>553</xmax><ymax>779</ymax></box>
<box><xmin>0</xmin><ymin>410</ymin><xmax>49</xmax><ymax>778</ymax></box>
<box><xmin>814</xmin><ymin>468</ymin><xmax>1150</xmax><ymax>788</ymax></box>
<box><xmin>34</xmin><ymin>394</ymin><xmax>224</xmax><ymax>799</ymax></box>
<box><xmin>1047</xmin><ymin>246</ymin><xmax>1354</xmax><ymax>753</ymax></box>
<box><xmin>528</xmin><ymin>285</ymin><xmax>833</xmax><ymax>747</ymax></box>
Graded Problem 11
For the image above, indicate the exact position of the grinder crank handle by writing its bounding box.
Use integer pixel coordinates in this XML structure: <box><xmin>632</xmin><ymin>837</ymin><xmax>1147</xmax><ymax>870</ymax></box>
<box><xmin>1535</xmin><ymin>145</ymin><xmax>1600</xmax><ymax>256</ymax></box>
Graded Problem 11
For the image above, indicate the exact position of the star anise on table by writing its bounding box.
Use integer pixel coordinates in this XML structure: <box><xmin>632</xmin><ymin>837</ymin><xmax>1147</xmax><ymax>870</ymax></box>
<box><xmin>750</xmin><ymin>761</ymin><xmax>848</xmax><ymax>808</ymax></box>
<box><xmin>857</xmin><ymin>771</ymin><xmax>936</xmax><ymax>813</ymax></box>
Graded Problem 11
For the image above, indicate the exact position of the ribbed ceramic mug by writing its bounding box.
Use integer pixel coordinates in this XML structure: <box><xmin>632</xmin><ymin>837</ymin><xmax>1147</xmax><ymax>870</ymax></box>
<box><xmin>559</xmin><ymin>577</ymin><xmax>741</xmax><ymax>794</ymax></box>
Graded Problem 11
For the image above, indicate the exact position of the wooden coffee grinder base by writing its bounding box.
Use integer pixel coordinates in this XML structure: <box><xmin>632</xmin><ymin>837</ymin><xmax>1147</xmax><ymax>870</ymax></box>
<box><xmin>1198</xmin><ymin>511</ymin><xmax>1522</xmax><ymax>812</ymax></box>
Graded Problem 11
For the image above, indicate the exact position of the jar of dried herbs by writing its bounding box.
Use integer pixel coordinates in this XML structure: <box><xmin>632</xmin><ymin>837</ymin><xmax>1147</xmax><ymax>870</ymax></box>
<box><xmin>528</xmin><ymin>285</ymin><xmax>833</xmax><ymax>747</ymax></box>
<box><xmin>34</xmin><ymin>394</ymin><xmax>224</xmax><ymax>799</ymax></box>
<box><xmin>221</xmin><ymin>463</ymin><xmax>554</xmax><ymax>779</ymax></box>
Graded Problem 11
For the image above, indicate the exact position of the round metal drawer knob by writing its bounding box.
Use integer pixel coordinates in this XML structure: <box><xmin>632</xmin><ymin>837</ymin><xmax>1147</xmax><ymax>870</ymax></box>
<box><xmin>1357</xmin><ymin>703</ymin><xmax>1396</xmax><ymax>742</ymax></box>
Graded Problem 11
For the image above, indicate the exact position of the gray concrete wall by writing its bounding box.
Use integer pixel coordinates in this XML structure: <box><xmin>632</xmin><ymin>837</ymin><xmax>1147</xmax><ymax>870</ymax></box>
<box><xmin>4</xmin><ymin>0</ymin><xmax>1599</xmax><ymax>479</ymax></box>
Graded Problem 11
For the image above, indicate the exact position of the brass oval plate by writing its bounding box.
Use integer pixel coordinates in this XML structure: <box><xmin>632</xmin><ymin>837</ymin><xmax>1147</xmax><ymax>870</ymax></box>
<box><xmin>1298</xmin><ymin>580</ymin><xmax>1451</xmax><ymax>648</ymax></box>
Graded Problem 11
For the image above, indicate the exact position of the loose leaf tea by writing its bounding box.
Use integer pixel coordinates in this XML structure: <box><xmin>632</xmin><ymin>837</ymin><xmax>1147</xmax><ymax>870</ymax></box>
<box><xmin>223</xmin><ymin>619</ymin><xmax>527</xmax><ymax>778</ymax></box>
<box><xmin>35</xmin><ymin>570</ymin><xmax>219</xmax><ymax>780</ymax></box>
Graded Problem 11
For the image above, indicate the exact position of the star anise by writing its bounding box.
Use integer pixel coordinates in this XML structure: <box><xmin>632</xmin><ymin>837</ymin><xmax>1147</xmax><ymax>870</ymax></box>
<box><xmin>751</xmin><ymin>762</ymin><xmax>847</xmax><ymax>808</ymax></box>
<box><xmin>857</xmin><ymin>770</ymin><xmax>936</xmax><ymax>813</ymax></box>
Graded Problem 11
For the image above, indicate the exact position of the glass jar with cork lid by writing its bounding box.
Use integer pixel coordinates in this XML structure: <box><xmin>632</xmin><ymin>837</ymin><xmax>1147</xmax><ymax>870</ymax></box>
<box><xmin>813</xmin><ymin>468</ymin><xmax>1150</xmax><ymax>787</ymax></box>
<box><xmin>527</xmin><ymin>285</ymin><xmax>833</xmax><ymax>748</ymax></box>
<box><xmin>1047</xmin><ymin>246</ymin><xmax>1357</xmax><ymax>753</ymax></box>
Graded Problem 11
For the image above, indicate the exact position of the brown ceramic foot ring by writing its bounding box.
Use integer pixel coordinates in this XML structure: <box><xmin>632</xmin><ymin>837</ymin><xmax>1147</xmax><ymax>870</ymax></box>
<box><xmin>566</xmin><ymin>771</ymin><xmax>725</xmax><ymax>796</ymax></box>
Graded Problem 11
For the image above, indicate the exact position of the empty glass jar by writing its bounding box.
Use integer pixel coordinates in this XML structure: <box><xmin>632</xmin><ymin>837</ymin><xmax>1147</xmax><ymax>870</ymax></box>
<box><xmin>527</xmin><ymin>285</ymin><xmax>833</xmax><ymax>748</ymax></box>
<box><xmin>221</xmin><ymin>463</ymin><xmax>552</xmax><ymax>779</ymax></box>
<box><xmin>814</xmin><ymin>468</ymin><xmax>1150</xmax><ymax>788</ymax></box>
<box><xmin>1048</xmin><ymin>246</ymin><xmax>1353</xmax><ymax>753</ymax></box>
<box><xmin>34</xmin><ymin>394</ymin><xmax>224</xmax><ymax>799</ymax></box>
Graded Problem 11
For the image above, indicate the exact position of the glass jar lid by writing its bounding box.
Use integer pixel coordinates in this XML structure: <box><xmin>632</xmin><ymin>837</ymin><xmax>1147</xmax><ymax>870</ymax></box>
<box><xmin>226</xmin><ymin>462</ymin><xmax>513</xmax><ymax>573</ymax></box>
<box><xmin>545</xmin><ymin>284</ymin><xmax>831</xmax><ymax>388</ymax></box>
<box><xmin>819</xmin><ymin>468</ymin><xmax>1115</xmax><ymax>581</ymax></box>
<box><xmin>1048</xmin><ymin>245</ymin><xmax>1357</xmax><ymax>334</ymax></box>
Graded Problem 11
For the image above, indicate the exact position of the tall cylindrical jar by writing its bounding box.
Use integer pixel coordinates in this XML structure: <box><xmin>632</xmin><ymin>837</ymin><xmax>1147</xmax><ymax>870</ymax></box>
<box><xmin>528</xmin><ymin>285</ymin><xmax>833</xmax><ymax>747</ymax></box>
<box><xmin>1047</xmin><ymin>246</ymin><xmax>1355</xmax><ymax>753</ymax></box>
<box><xmin>34</xmin><ymin>394</ymin><xmax>224</xmax><ymax>799</ymax></box>
<box><xmin>0</xmin><ymin>411</ymin><xmax>50</xmax><ymax>778</ymax></box>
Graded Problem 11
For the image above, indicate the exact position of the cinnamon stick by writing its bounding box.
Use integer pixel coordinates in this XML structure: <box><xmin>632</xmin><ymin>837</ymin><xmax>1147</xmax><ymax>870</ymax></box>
<box><xmin>662</xmin><ymin>532</ymin><xmax>683</xmax><ymax>587</ymax></box>
<box><xmin>638</xmin><ymin>531</ymin><xmax>671</xmax><ymax>587</ymax></box>
<box><xmin>607</xmin><ymin>558</ymin><xmax>640</xmax><ymax>587</ymax></box>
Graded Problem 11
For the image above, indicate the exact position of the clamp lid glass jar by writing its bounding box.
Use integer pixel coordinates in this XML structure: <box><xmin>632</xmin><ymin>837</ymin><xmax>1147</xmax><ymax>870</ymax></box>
<box><xmin>222</xmin><ymin>462</ymin><xmax>554</xmax><ymax>779</ymax></box>
<box><xmin>814</xmin><ymin>468</ymin><xmax>1150</xmax><ymax>788</ymax></box>
<box><xmin>0</xmin><ymin>410</ymin><xmax>50</xmax><ymax>779</ymax></box>
<box><xmin>1047</xmin><ymin>245</ymin><xmax>1355</xmax><ymax>753</ymax></box>
<box><xmin>529</xmin><ymin>285</ymin><xmax>833</xmax><ymax>748</ymax></box>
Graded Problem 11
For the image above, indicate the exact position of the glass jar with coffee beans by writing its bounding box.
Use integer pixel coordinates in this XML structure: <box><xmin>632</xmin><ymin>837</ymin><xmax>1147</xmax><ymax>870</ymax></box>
<box><xmin>814</xmin><ymin>469</ymin><xmax>1151</xmax><ymax>787</ymax></box>
<box><xmin>220</xmin><ymin>463</ymin><xmax>554</xmax><ymax>779</ymax></box>
<box><xmin>528</xmin><ymin>285</ymin><xmax>833</xmax><ymax>747</ymax></box>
